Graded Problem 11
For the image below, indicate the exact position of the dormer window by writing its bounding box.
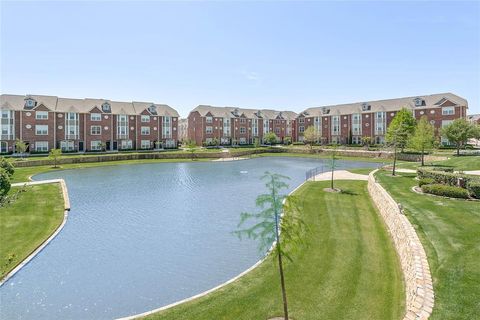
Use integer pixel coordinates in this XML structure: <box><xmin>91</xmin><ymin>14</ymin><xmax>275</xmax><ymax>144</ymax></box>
<box><xmin>257</xmin><ymin>110</ymin><xmax>262</xmax><ymax>117</ymax></box>
<box><xmin>414</xmin><ymin>98</ymin><xmax>424</xmax><ymax>107</ymax></box>
<box><xmin>233</xmin><ymin>108</ymin><xmax>239</xmax><ymax>117</ymax></box>
<box><xmin>361</xmin><ymin>103</ymin><xmax>371</xmax><ymax>111</ymax></box>
<box><xmin>322</xmin><ymin>107</ymin><xmax>330</xmax><ymax>114</ymax></box>
<box><xmin>101</xmin><ymin>102</ymin><xmax>111</xmax><ymax>113</ymax></box>
<box><xmin>24</xmin><ymin>98</ymin><xmax>37</xmax><ymax>109</ymax></box>
<box><xmin>148</xmin><ymin>104</ymin><xmax>157</xmax><ymax>115</ymax></box>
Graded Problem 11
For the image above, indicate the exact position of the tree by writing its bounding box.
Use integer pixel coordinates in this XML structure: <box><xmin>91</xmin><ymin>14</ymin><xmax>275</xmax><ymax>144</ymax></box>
<box><xmin>185</xmin><ymin>139</ymin><xmax>197</xmax><ymax>160</ymax></box>
<box><xmin>284</xmin><ymin>136</ymin><xmax>292</xmax><ymax>145</ymax></box>
<box><xmin>49</xmin><ymin>149</ymin><xmax>62</xmax><ymax>168</ymax></box>
<box><xmin>265</xmin><ymin>132</ymin><xmax>278</xmax><ymax>145</ymax></box>
<box><xmin>0</xmin><ymin>157</ymin><xmax>14</xmax><ymax>177</ymax></box>
<box><xmin>441</xmin><ymin>118</ymin><xmax>480</xmax><ymax>156</ymax></box>
<box><xmin>15</xmin><ymin>139</ymin><xmax>27</xmax><ymax>157</ymax></box>
<box><xmin>303</xmin><ymin>126</ymin><xmax>320</xmax><ymax>150</ymax></box>
<box><xmin>235</xmin><ymin>172</ymin><xmax>306</xmax><ymax>320</ymax></box>
<box><xmin>0</xmin><ymin>168</ymin><xmax>11</xmax><ymax>200</ymax></box>
<box><xmin>386</xmin><ymin>108</ymin><xmax>416</xmax><ymax>176</ymax></box>
<box><xmin>361</xmin><ymin>136</ymin><xmax>372</xmax><ymax>150</ymax></box>
<box><xmin>409</xmin><ymin>116</ymin><xmax>435</xmax><ymax>166</ymax></box>
<box><xmin>253</xmin><ymin>138</ymin><xmax>261</xmax><ymax>148</ymax></box>
<box><xmin>327</xmin><ymin>144</ymin><xmax>339</xmax><ymax>190</ymax></box>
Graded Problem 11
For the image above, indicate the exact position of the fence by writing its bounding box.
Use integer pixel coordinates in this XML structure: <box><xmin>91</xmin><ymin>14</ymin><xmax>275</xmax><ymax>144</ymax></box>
<box><xmin>305</xmin><ymin>165</ymin><xmax>325</xmax><ymax>181</ymax></box>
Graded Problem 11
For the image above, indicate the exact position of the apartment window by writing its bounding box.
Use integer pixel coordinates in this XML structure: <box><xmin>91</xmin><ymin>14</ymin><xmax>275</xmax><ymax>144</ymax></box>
<box><xmin>91</xmin><ymin>125</ymin><xmax>101</xmax><ymax>135</ymax></box>
<box><xmin>0</xmin><ymin>141</ymin><xmax>7</xmax><ymax>153</ymax></box>
<box><xmin>299</xmin><ymin>117</ymin><xmax>305</xmax><ymax>123</ymax></box>
<box><xmin>35</xmin><ymin>141</ymin><xmax>48</xmax><ymax>152</ymax></box>
<box><xmin>239</xmin><ymin>137</ymin><xmax>247</xmax><ymax>144</ymax></box>
<box><xmin>141</xmin><ymin>115</ymin><xmax>150</xmax><ymax>123</ymax></box>
<box><xmin>252</xmin><ymin>118</ymin><xmax>258</xmax><ymax>136</ymax></box>
<box><xmin>442</xmin><ymin>107</ymin><xmax>455</xmax><ymax>115</ymax></box>
<box><xmin>117</xmin><ymin>115</ymin><xmax>129</xmax><ymax>139</ymax></box>
<box><xmin>206</xmin><ymin>116</ymin><xmax>213</xmax><ymax>123</ymax></box>
<box><xmin>375</xmin><ymin>112</ymin><xmax>386</xmax><ymax>135</ymax></box>
<box><xmin>91</xmin><ymin>140</ymin><xmax>102</xmax><ymax>151</ymax></box>
<box><xmin>120</xmin><ymin>140</ymin><xmax>132</xmax><ymax>150</ymax></box>
<box><xmin>414</xmin><ymin>98</ymin><xmax>424</xmax><ymax>107</ymax></box>
<box><xmin>25</xmin><ymin>99</ymin><xmax>36</xmax><ymax>108</ymax></box>
<box><xmin>362</xmin><ymin>103</ymin><xmax>371</xmax><ymax>111</ymax></box>
<box><xmin>66</xmin><ymin>112</ymin><xmax>79</xmax><ymax>139</ymax></box>
<box><xmin>442</xmin><ymin>120</ymin><xmax>453</xmax><ymax>128</ymax></box>
<box><xmin>275</xmin><ymin>127</ymin><xmax>281</xmax><ymax>134</ymax></box>
<box><xmin>206</xmin><ymin>126</ymin><xmax>213</xmax><ymax>134</ymax></box>
<box><xmin>141</xmin><ymin>140</ymin><xmax>151</xmax><ymax>149</ymax></box>
<box><xmin>35</xmin><ymin>111</ymin><xmax>48</xmax><ymax>120</ymax></box>
<box><xmin>299</xmin><ymin>126</ymin><xmax>305</xmax><ymax>133</ymax></box>
<box><xmin>352</xmin><ymin>113</ymin><xmax>362</xmax><ymax>135</ymax></box>
<box><xmin>91</xmin><ymin>113</ymin><xmax>101</xmax><ymax>121</ymax></box>
<box><xmin>240</xmin><ymin>118</ymin><xmax>246</xmax><ymax>124</ymax></box>
<box><xmin>263</xmin><ymin>119</ymin><xmax>270</xmax><ymax>134</ymax></box>
<box><xmin>141</xmin><ymin>126</ymin><xmax>150</xmax><ymax>135</ymax></box>
<box><xmin>352</xmin><ymin>136</ymin><xmax>361</xmax><ymax>144</ymax></box>
<box><xmin>223</xmin><ymin>118</ymin><xmax>231</xmax><ymax>137</ymax></box>
<box><xmin>162</xmin><ymin>116</ymin><xmax>172</xmax><ymax>138</ymax></box>
<box><xmin>101</xmin><ymin>102</ymin><xmax>111</xmax><ymax>113</ymax></box>
<box><xmin>240</xmin><ymin>127</ymin><xmax>246</xmax><ymax>134</ymax></box>
<box><xmin>0</xmin><ymin>110</ymin><xmax>14</xmax><ymax>140</ymax></box>
<box><xmin>35</xmin><ymin>125</ymin><xmax>48</xmax><ymax>135</ymax></box>
<box><xmin>332</xmin><ymin>116</ymin><xmax>340</xmax><ymax>135</ymax></box>
<box><xmin>60</xmin><ymin>140</ymin><xmax>75</xmax><ymax>152</ymax></box>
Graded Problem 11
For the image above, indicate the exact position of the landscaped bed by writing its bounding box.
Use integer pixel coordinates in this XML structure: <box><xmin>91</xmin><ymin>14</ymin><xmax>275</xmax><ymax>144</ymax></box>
<box><xmin>0</xmin><ymin>184</ymin><xmax>64</xmax><ymax>279</ymax></box>
<box><xmin>142</xmin><ymin>181</ymin><xmax>404</xmax><ymax>320</ymax></box>
<box><xmin>375</xmin><ymin>170</ymin><xmax>480</xmax><ymax>319</ymax></box>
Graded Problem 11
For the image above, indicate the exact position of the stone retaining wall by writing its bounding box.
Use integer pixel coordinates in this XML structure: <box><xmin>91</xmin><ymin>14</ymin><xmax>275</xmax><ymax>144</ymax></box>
<box><xmin>368</xmin><ymin>170</ymin><xmax>434</xmax><ymax>320</ymax></box>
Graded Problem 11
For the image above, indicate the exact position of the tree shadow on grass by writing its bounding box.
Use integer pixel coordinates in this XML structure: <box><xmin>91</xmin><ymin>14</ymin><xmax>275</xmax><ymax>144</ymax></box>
<box><xmin>340</xmin><ymin>189</ymin><xmax>359</xmax><ymax>196</ymax></box>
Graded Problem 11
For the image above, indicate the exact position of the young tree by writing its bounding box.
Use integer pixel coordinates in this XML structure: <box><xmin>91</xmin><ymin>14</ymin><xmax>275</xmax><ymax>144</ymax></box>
<box><xmin>361</xmin><ymin>136</ymin><xmax>372</xmax><ymax>150</ymax></box>
<box><xmin>386</xmin><ymin>108</ymin><xmax>416</xmax><ymax>176</ymax></box>
<box><xmin>235</xmin><ymin>172</ymin><xmax>306</xmax><ymax>320</ymax></box>
<box><xmin>265</xmin><ymin>132</ymin><xmax>278</xmax><ymax>145</ymax></box>
<box><xmin>185</xmin><ymin>139</ymin><xmax>197</xmax><ymax>160</ymax></box>
<box><xmin>284</xmin><ymin>136</ymin><xmax>292</xmax><ymax>145</ymax></box>
<box><xmin>253</xmin><ymin>137</ymin><xmax>261</xmax><ymax>148</ymax></box>
<box><xmin>441</xmin><ymin>118</ymin><xmax>480</xmax><ymax>156</ymax></box>
<box><xmin>15</xmin><ymin>139</ymin><xmax>27</xmax><ymax>157</ymax></box>
<box><xmin>409</xmin><ymin>116</ymin><xmax>435</xmax><ymax>166</ymax></box>
<box><xmin>302</xmin><ymin>126</ymin><xmax>320</xmax><ymax>150</ymax></box>
<box><xmin>0</xmin><ymin>168</ymin><xmax>11</xmax><ymax>200</ymax></box>
<box><xmin>327</xmin><ymin>144</ymin><xmax>339</xmax><ymax>190</ymax></box>
<box><xmin>49</xmin><ymin>149</ymin><xmax>62</xmax><ymax>168</ymax></box>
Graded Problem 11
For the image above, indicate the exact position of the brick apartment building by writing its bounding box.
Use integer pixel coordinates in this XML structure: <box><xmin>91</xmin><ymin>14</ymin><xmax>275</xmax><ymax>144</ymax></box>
<box><xmin>188</xmin><ymin>105</ymin><xmax>297</xmax><ymax>146</ymax></box>
<box><xmin>467</xmin><ymin>114</ymin><xmax>480</xmax><ymax>125</ymax></box>
<box><xmin>0</xmin><ymin>94</ymin><xmax>179</xmax><ymax>154</ymax></box>
<box><xmin>294</xmin><ymin>93</ymin><xmax>468</xmax><ymax>145</ymax></box>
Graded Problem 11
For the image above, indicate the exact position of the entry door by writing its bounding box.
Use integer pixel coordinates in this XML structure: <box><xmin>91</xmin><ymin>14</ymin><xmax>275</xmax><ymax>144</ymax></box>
<box><xmin>106</xmin><ymin>141</ymin><xmax>111</xmax><ymax>151</ymax></box>
<box><xmin>78</xmin><ymin>141</ymin><xmax>84</xmax><ymax>152</ymax></box>
<box><xmin>113</xmin><ymin>141</ymin><xmax>118</xmax><ymax>150</ymax></box>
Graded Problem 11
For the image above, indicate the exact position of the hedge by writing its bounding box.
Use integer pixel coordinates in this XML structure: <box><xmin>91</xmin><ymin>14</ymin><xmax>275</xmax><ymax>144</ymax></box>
<box><xmin>418</xmin><ymin>178</ymin><xmax>435</xmax><ymax>187</ymax></box>
<box><xmin>421</xmin><ymin>184</ymin><xmax>470</xmax><ymax>199</ymax></box>
<box><xmin>417</xmin><ymin>167</ymin><xmax>480</xmax><ymax>199</ymax></box>
<box><xmin>468</xmin><ymin>181</ymin><xmax>480</xmax><ymax>199</ymax></box>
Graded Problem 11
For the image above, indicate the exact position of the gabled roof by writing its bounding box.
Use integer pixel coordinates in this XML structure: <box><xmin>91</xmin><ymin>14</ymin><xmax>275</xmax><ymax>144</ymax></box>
<box><xmin>191</xmin><ymin>105</ymin><xmax>297</xmax><ymax>120</ymax></box>
<box><xmin>0</xmin><ymin>94</ymin><xmax>179</xmax><ymax>116</ymax></box>
<box><xmin>301</xmin><ymin>93</ymin><xmax>468</xmax><ymax>117</ymax></box>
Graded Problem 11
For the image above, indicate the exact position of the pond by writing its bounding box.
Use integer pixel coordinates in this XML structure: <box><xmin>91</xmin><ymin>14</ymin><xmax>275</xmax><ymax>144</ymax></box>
<box><xmin>0</xmin><ymin>157</ymin><xmax>380</xmax><ymax>320</ymax></box>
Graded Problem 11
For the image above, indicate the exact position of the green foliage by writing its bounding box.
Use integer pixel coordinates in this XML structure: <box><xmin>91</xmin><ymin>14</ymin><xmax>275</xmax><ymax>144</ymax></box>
<box><xmin>386</xmin><ymin>108</ymin><xmax>416</xmax><ymax>148</ymax></box>
<box><xmin>302</xmin><ymin>126</ymin><xmax>320</xmax><ymax>149</ymax></box>
<box><xmin>418</xmin><ymin>178</ymin><xmax>435</xmax><ymax>187</ymax></box>
<box><xmin>283</xmin><ymin>136</ymin><xmax>292</xmax><ymax>145</ymax></box>
<box><xmin>264</xmin><ymin>132</ymin><xmax>278</xmax><ymax>145</ymax></box>
<box><xmin>409</xmin><ymin>116</ymin><xmax>435</xmax><ymax>165</ymax></box>
<box><xmin>15</xmin><ymin>139</ymin><xmax>27</xmax><ymax>155</ymax></box>
<box><xmin>421</xmin><ymin>184</ymin><xmax>470</xmax><ymax>199</ymax></box>
<box><xmin>0</xmin><ymin>168</ymin><xmax>11</xmax><ymax>199</ymax></box>
<box><xmin>467</xmin><ymin>181</ymin><xmax>480</xmax><ymax>199</ymax></box>
<box><xmin>441</xmin><ymin>118</ymin><xmax>480</xmax><ymax>155</ymax></box>
<box><xmin>417</xmin><ymin>167</ymin><xmax>479</xmax><ymax>187</ymax></box>
<box><xmin>0</xmin><ymin>157</ymin><xmax>14</xmax><ymax>177</ymax></box>
<box><xmin>253</xmin><ymin>138</ymin><xmax>260</xmax><ymax>148</ymax></box>
<box><xmin>235</xmin><ymin>172</ymin><xmax>307</xmax><ymax>260</ymax></box>
<box><xmin>48</xmin><ymin>149</ymin><xmax>62</xmax><ymax>168</ymax></box>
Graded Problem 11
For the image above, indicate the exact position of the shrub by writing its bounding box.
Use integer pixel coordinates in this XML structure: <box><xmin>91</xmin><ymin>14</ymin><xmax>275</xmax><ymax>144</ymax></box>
<box><xmin>427</xmin><ymin>166</ymin><xmax>454</xmax><ymax>173</ymax></box>
<box><xmin>467</xmin><ymin>181</ymin><xmax>480</xmax><ymax>199</ymax></box>
<box><xmin>421</xmin><ymin>184</ymin><xmax>470</xmax><ymax>199</ymax></box>
<box><xmin>418</xmin><ymin>178</ymin><xmax>435</xmax><ymax>187</ymax></box>
<box><xmin>292</xmin><ymin>142</ymin><xmax>305</xmax><ymax>145</ymax></box>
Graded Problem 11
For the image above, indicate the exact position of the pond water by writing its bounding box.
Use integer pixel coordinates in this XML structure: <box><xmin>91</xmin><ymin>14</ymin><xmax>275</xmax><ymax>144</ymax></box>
<box><xmin>0</xmin><ymin>157</ymin><xmax>380</xmax><ymax>320</ymax></box>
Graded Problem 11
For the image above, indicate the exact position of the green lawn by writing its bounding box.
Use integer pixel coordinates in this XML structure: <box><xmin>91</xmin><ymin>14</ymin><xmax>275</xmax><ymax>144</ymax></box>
<box><xmin>0</xmin><ymin>184</ymin><xmax>65</xmax><ymax>279</ymax></box>
<box><xmin>144</xmin><ymin>181</ymin><xmax>404</xmax><ymax>320</ymax></box>
<box><xmin>397</xmin><ymin>155</ymin><xmax>480</xmax><ymax>171</ymax></box>
<box><xmin>375</xmin><ymin>170</ymin><xmax>480</xmax><ymax>319</ymax></box>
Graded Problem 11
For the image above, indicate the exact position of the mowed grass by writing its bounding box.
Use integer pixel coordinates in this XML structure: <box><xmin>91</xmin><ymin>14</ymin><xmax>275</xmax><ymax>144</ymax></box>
<box><xmin>144</xmin><ymin>181</ymin><xmax>404</xmax><ymax>320</ymax></box>
<box><xmin>397</xmin><ymin>155</ymin><xmax>480</xmax><ymax>171</ymax></box>
<box><xmin>0</xmin><ymin>184</ymin><xmax>65</xmax><ymax>279</ymax></box>
<box><xmin>375</xmin><ymin>170</ymin><xmax>480</xmax><ymax>319</ymax></box>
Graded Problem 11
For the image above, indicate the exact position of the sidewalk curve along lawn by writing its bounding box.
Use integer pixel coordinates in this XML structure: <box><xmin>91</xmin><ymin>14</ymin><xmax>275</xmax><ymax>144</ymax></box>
<box><xmin>375</xmin><ymin>170</ymin><xmax>480</xmax><ymax>320</ymax></box>
<box><xmin>142</xmin><ymin>180</ymin><xmax>405</xmax><ymax>320</ymax></box>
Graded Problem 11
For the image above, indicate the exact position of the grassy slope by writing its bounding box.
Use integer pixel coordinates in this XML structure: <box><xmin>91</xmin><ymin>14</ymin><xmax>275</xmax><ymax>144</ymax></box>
<box><xmin>144</xmin><ymin>181</ymin><xmax>404</xmax><ymax>320</ymax></box>
<box><xmin>397</xmin><ymin>155</ymin><xmax>480</xmax><ymax>171</ymax></box>
<box><xmin>375</xmin><ymin>170</ymin><xmax>480</xmax><ymax>319</ymax></box>
<box><xmin>0</xmin><ymin>184</ymin><xmax>65</xmax><ymax>279</ymax></box>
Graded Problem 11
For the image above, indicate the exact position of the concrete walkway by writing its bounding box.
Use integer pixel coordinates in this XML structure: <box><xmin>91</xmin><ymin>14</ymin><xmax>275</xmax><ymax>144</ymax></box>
<box><xmin>212</xmin><ymin>157</ymin><xmax>247</xmax><ymax>162</ymax></box>
<box><xmin>311</xmin><ymin>170</ymin><xmax>368</xmax><ymax>181</ymax></box>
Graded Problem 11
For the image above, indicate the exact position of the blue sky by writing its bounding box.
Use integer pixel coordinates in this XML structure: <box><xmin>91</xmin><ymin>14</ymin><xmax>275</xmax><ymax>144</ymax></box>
<box><xmin>1</xmin><ymin>1</ymin><xmax>479</xmax><ymax>117</ymax></box>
